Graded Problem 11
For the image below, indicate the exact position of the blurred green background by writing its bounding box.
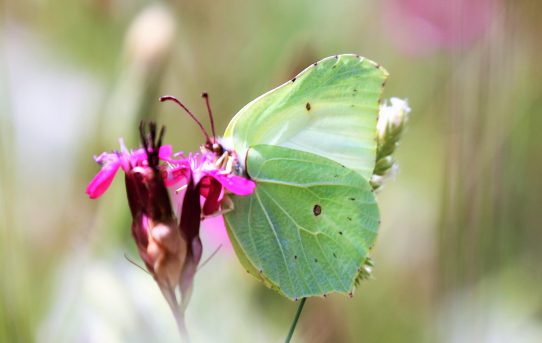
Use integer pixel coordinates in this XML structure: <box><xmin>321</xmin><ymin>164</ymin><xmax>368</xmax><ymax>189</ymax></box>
<box><xmin>1</xmin><ymin>0</ymin><xmax>541</xmax><ymax>342</ymax></box>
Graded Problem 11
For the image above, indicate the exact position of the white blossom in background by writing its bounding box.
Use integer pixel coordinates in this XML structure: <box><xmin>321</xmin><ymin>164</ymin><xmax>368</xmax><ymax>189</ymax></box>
<box><xmin>377</xmin><ymin>97</ymin><xmax>411</xmax><ymax>139</ymax></box>
<box><xmin>371</xmin><ymin>97</ymin><xmax>410</xmax><ymax>191</ymax></box>
<box><xmin>125</xmin><ymin>3</ymin><xmax>176</xmax><ymax>68</ymax></box>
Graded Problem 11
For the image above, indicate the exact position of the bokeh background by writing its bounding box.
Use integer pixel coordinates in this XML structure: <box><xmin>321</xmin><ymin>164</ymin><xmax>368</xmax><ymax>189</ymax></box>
<box><xmin>1</xmin><ymin>0</ymin><xmax>541</xmax><ymax>342</ymax></box>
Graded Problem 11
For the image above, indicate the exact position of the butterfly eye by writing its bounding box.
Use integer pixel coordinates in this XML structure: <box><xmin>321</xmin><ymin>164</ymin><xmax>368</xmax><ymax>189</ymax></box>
<box><xmin>212</xmin><ymin>143</ymin><xmax>223</xmax><ymax>155</ymax></box>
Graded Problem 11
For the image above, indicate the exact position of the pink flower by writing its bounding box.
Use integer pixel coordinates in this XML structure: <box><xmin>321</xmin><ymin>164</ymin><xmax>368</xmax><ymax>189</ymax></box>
<box><xmin>85</xmin><ymin>139</ymin><xmax>173</xmax><ymax>199</ymax></box>
<box><xmin>86</xmin><ymin>124</ymin><xmax>192</xmax><ymax>313</ymax></box>
<box><xmin>87</xmin><ymin>90</ymin><xmax>257</xmax><ymax>335</ymax></box>
<box><xmin>86</xmin><ymin>122</ymin><xmax>256</xmax><ymax>313</ymax></box>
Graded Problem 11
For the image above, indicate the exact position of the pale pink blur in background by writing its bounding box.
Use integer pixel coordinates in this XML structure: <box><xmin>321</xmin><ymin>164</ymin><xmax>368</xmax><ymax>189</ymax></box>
<box><xmin>383</xmin><ymin>0</ymin><xmax>495</xmax><ymax>55</ymax></box>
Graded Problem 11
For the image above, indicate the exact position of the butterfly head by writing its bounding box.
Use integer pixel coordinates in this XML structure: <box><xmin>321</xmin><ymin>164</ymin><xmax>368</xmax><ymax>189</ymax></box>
<box><xmin>203</xmin><ymin>138</ymin><xmax>224</xmax><ymax>156</ymax></box>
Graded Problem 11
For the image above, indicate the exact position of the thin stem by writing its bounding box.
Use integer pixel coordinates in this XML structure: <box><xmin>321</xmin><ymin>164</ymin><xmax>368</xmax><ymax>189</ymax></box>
<box><xmin>123</xmin><ymin>253</ymin><xmax>150</xmax><ymax>274</ymax></box>
<box><xmin>171</xmin><ymin>307</ymin><xmax>189</xmax><ymax>343</ymax></box>
<box><xmin>197</xmin><ymin>244</ymin><xmax>223</xmax><ymax>271</ymax></box>
<box><xmin>161</xmin><ymin>286</ymin><xmax>191</xmax><ymax>342</ymax></box>
<box><xmin>284</xmin><ymin>298</ymin><xmax>307</xmax><ymax>343</ymax></box>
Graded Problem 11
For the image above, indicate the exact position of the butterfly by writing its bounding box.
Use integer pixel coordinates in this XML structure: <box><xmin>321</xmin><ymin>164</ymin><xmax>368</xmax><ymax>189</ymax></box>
<box><xmin>216</xmin><ymin>54</ymin><xmax>388</xmax><ymax>300</ymax></box>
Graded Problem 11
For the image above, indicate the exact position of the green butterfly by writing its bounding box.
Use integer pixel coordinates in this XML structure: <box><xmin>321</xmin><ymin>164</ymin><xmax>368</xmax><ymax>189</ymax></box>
<box><xmin>221</xmin><ymin>54</ymin><xmax>388</xmax><ymax>300</ymax></box>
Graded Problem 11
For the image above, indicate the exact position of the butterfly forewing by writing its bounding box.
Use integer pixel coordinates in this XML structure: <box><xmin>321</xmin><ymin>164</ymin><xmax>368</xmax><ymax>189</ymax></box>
<box><xmin>224</xmin><ymin>54</ymin><xmax>388</xmax><ymax>180</ymax></box>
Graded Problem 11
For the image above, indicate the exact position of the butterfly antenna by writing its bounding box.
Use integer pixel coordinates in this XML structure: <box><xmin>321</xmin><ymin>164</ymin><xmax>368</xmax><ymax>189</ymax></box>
<box><xmin>160</xmin><ymin>95</ymin><xmax>211</xmax><ymax>142</ymax></box>
<box><xmin>201</xmin><ymin>92</ymin><xmax>217</xmax><ymax>139</ymax></box>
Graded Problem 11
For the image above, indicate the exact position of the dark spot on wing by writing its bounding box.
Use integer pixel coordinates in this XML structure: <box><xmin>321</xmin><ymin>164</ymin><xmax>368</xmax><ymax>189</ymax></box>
<box><xmin>353</xmin><ymin>88</ymin><xmax>358</xmax><ymax>92</ymax></box>
<box><xmin>306</xmin><ymin>102</ymin><xmax>311</xmax><ymax>111</ymax></box>
<box><xmin>314</xmin><ymin>258</ymin><xmax>318</xmax><ymax>263</ymax></box>
<box><xmin>349</xmin><ymin>197</ymin><xmax>356</xmax><ymax>201</ymax></box>
<box><xmin>339</xmin><ymin>231</ymin><xmax>343</xmax><ymax>235</ymax></box>
<box><xmin>333</xmin><ymin>252</ymin><xmax>337</xmax><ymax>258</ymax></box>
<box><xmin>313</xmin><ymin>204</ymin><xmax>322</xmax><ymax>216</ymax></box>
<box><xmin>347</xmin><ymin>217</ymin><xmax>352</xmax><ymax>221</ymax></box>
<box><xmin>294</xmin><ymin>255</ymin><xmax>298</xmax><ymax>260</ymax></box>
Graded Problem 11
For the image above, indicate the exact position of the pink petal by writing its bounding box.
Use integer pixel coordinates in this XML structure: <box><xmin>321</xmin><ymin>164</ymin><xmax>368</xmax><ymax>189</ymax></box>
<box><xmin>128</xmin><ymin>148</ymin><xmax>148</xmax><ymax>167</ymax></box>
<box><xmin>86</xmin><ymin>160</ymin><xmax>121</xmax><ymax>198</ymax></box>
<box><xmin>158</xmin><ymin>145</ymin><xmax>173</xmax><ymax>160</ymax></box>
<box><xmin>201</xmin><ymin>215</ymin><xmax>233</xmax><ymax>253</ymax></box>
<box><xmin>200</xmin><ymin>176</ymin><xmax>223</xmax><ymax>215</ymax></box>
<box><xmin>163</xmin><ymin>163</ymin><xmax>191</xmax><ymax>187</ymax></box>
<box><xmin>94</xmin><ymin>151</ymin><xmax>116</xmax><ymax>165</ymax></box>
<box><xmin>208</xmin><ymin>170</ymin><xmax>256</xmax><ymax>196</ymax></box>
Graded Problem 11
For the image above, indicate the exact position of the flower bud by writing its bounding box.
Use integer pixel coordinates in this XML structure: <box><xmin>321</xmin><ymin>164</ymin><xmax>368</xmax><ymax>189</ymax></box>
<box><xmin>377</xmin><ymin>97</ymin><xmax>411</xmax><ymax>140</ymax></box>
<box><xmin>125</xmin><ymin>163</ymin><xmax>187</xmax><ymax>291</ymax></box>
<box><xmin>120</xmin><ymin>123</ymin><xmax>193</xmax><ymax>338</ymax></box>
<box><xmin>372</xmin><ymin>98</ymin><xmax>410</xmax><ymax>191</ymax></box>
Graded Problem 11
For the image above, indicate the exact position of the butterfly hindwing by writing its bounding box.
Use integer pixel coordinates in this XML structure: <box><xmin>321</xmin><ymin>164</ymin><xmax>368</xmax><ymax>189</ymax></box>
<box><xmin>224</xmin><ymin>54</ymin><xmax>388</xmax><ymax>180</ymax></box>
<box><xmin>224</xmin><ymin>144</ymin><xmax>379</xmax><ymax>299</ymax></box>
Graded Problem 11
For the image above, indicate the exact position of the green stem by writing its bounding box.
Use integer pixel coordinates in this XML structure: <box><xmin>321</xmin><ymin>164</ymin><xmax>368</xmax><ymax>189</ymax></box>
<box><xmin>284</xmin><ymin>298</ymin><xmax>307</xmax><ymax>343</ymax></box>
